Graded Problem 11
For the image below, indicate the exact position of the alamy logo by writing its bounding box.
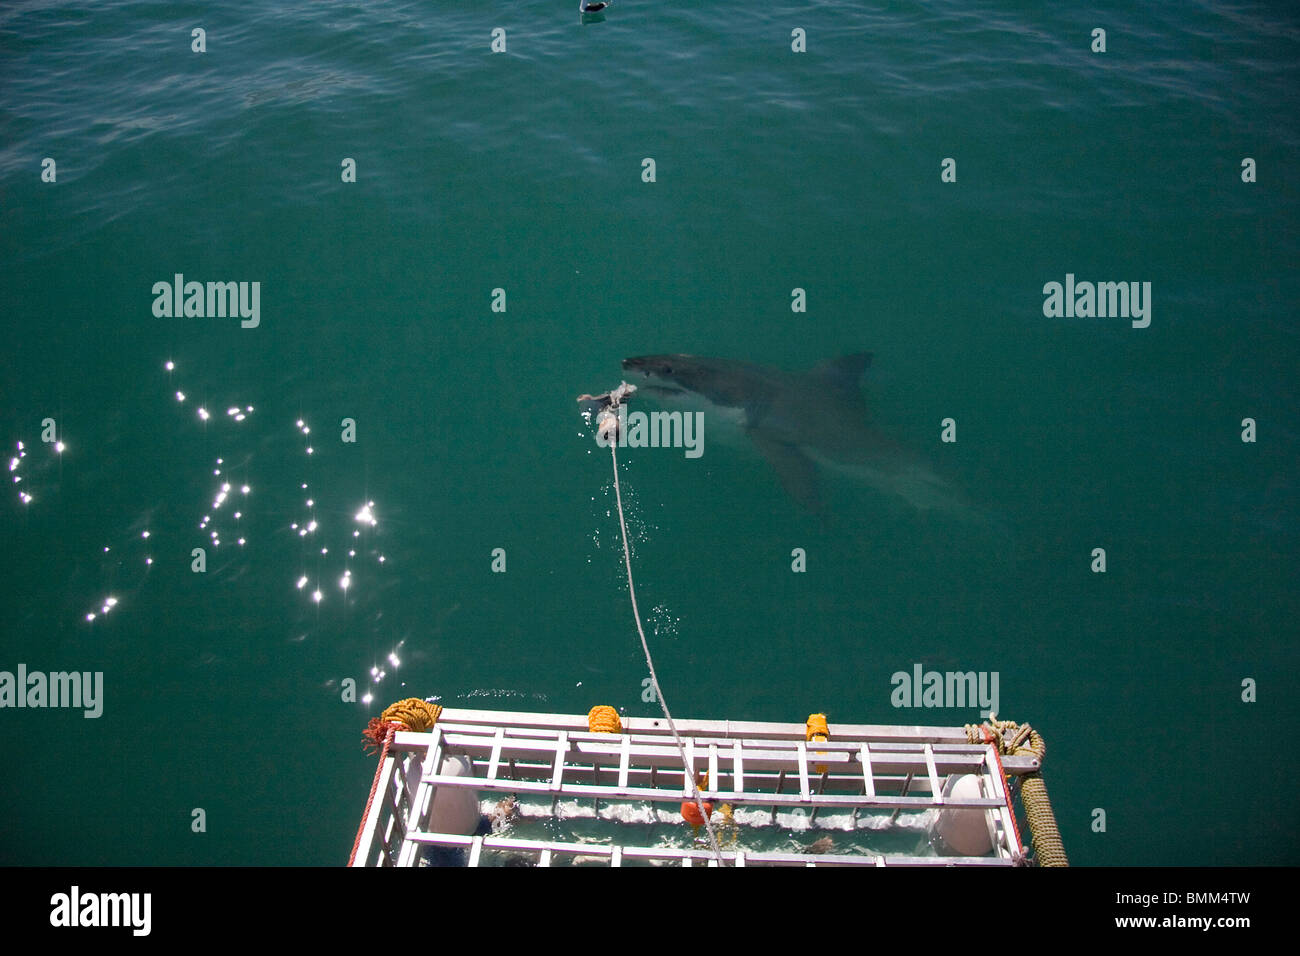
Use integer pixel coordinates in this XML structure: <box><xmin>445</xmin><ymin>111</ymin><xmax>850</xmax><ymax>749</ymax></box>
<box><xmin>50</xmin><ymin>886</ymin><xmax>150</xmax><ymax>936</ymax></box>
<box><xmin>152</xmin><ymin>274</ymin><xmax>260</xmax><ymax>328</ymax></box>
<box><xmin>890</xmin><ymin>664</ymin><xmax>999</xmax><ymax>717</ymax></box>
<box><xmin>596</xmin><ymin>404</ymin><xmax>705</xmax><ymax>459</ymax></box>
<box><xmin>0</xmin><ymin>664</ymin><xmax>103</xmax><ymax>718</ymax></box>
<box><xmin>1042</xmin><ymin>273</ymin><xmax>1151</xmax><ymax>328</ymax></box>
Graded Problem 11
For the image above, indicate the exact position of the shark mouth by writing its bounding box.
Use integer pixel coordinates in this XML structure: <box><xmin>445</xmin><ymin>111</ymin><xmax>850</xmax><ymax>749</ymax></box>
<box><xmin>619</xmin><ymin>359</ymin><xmax>686</xmax><ymax>398</ymax></box>
<box><xmin>634</xmin><ymin>383</ymin><xmax>687</xmax><ymax>400</ymax></box>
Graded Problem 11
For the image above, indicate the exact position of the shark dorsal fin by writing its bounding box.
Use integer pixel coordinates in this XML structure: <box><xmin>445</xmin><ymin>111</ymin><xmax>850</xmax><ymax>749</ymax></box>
<box><xmin>810</xmin><ymin>353</ymin><xmax>872</xmax><ymax>396</ymax></box>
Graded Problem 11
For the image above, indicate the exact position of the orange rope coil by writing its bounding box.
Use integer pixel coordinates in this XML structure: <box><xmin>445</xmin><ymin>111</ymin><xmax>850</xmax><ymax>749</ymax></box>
<box><xmin>382</xmin><ymin>697</ymin><xmax>442</xmax><ymax>732</ymax></box>
<box><xmin>362</xmin><ymin>698</ymin><xmax>442</xmax><ymax>754</ymax></box>
<box><xmin>805</xmin><ymin>713</ymin><xmax>829</xmax><ymax>741</ymax></box>
<box><xmin>807</xmin><ymin>713</ymin><xmax>830</xmax><ymax>774</ymax></box>
<box><xmin>588</xmin><ymin>705</ymin><xmax>622</xmax><ymax>733</ymax></box>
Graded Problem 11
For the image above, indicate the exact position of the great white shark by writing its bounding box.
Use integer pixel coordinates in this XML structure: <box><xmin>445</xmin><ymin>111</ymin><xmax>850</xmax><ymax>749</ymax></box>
<box><xmin>620</xmin><ymin>353</ymin><xmax>970</xmax><ymax>515</ymax></box>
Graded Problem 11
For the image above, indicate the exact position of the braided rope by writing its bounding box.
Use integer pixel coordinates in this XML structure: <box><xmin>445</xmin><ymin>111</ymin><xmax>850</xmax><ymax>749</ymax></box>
<box><xmin>609</xmin><ymin>441</ymin><xmax>724</xmax><ymax>864</ymax></box>
<box><xmin>966</xmin><ymin>717</ymin><xmax>1069</xmax><ymax>866</ymax></box>
<box><xmin>348</xmin><ymin>722</ymin><xmax>398</xmax><ymax>866</ymax></box>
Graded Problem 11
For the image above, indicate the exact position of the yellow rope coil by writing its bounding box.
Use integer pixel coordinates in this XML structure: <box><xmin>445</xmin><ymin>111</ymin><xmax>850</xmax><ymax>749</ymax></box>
<box><xmin>807</xmin><ymin>713</ymin><xmax>830</xmax><ymax>773</ymax></box>
<box><xmin>381</xmin><ymin>698</ymin><xmax>442</xmax><ymax>733</ymax></box>
<box><xmin>805</xmin><ymin>713</ymin><xmax>829</xmax><ymax>741</ymax></box>
<box><xmin>588</xmin><ymin>705</ymin><xmax>622</xmax><ymax>734</ymax></box>
<box><xmin>966</xmin><ymin>717</ymin><xmax>1068</xmax><ymax>867</ymax></box>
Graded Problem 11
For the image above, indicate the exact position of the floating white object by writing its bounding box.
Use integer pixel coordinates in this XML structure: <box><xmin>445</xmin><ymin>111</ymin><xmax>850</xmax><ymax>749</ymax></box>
<box><xmin>931</xmin><ymin>774</ymin><xmax>994</xmax><ymax>856</ymax></box>
<box><xmin>428</xmin><ymin>755</ymin><xmax>480</xmax><ymax>836</ymax></box>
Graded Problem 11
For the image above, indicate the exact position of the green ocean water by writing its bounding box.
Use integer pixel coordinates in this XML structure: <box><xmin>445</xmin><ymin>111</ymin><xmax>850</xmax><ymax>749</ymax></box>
<box><xmin>1</xmin><ymin>1</ymin><xmax>1297</xmax><ymax>866</ymax></box>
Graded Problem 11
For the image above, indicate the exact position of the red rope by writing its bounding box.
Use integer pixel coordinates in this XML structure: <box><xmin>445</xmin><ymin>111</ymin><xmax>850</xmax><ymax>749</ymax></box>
<box><xmin>348</xmin><ymin>722</ymin><xmax>398</xmax><ymax>866</ymax></box>
<box><xmin>983</xmin><ymin>725</ymin><xmax>1026</xmax><ymax>861</ymax></box>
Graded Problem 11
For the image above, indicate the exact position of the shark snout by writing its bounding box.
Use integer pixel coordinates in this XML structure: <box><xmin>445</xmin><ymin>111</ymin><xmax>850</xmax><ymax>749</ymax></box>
<box><xmin>621</xmin><ymin>357</ymin><xmax>691</xmax><ymax>398</ymax></box>
<box><xmin>621</xmin><ymin>357</ymin><xmax>659</xmax><ymax>384</ymax></box>
<box><xmin>622</xmin><ymin>355</ymin><xmax>687</xmax><ymax>379</ymax></box>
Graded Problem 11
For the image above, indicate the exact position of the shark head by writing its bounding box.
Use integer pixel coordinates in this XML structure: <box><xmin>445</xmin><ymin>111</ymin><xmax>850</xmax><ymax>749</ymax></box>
<box><xmin>622</xmin><ymin>355</ymin><xmax>724</xmax><ymax>403</ymax></box>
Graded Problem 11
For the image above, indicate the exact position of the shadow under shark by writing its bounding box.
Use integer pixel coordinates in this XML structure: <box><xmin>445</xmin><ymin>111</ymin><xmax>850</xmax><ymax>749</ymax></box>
<box><xmin>620</xmin><ymin>353</ymin><xmax>973</xmax><ymax>517</ymax></box>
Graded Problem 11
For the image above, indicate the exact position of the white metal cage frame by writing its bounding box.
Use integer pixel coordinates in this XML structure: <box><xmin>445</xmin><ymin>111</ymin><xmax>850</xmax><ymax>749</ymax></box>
<box><xmin>351</xmin><ymin>708</ymin><xmax>1037</xmax><ymax>867</ymax></box>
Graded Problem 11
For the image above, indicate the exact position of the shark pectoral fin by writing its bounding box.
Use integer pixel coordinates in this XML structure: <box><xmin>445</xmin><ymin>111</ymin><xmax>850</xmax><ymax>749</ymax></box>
<box><xmin>748</xmin><ymin>431</ymin><xmax>822</xmax><ymax>513</ymax></box>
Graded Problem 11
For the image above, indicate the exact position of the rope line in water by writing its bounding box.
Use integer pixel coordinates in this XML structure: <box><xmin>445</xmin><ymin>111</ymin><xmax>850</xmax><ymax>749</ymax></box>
<box><xmin>609</xmin><ymin>441</ymin><xmax>724</xmax><ymax>864</ymax></box>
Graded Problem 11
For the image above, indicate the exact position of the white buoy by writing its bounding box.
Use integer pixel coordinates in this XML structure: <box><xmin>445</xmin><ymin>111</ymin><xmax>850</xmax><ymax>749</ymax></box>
<box><xmin>428</xmin><ymin>755</ymin><xmax>481</xmax><ymax>836</ymax></box>
<box><xmin>930</xmin><ymin>774</ymin><xmax>995</xmax><ymax>856</ymax></box>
